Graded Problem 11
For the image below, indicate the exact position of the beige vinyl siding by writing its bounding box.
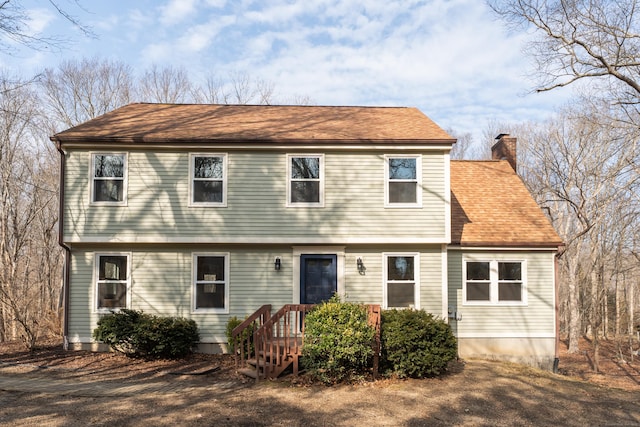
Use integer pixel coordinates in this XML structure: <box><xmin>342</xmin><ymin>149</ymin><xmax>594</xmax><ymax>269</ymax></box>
<box><xmin>63</xmin><ymin>149</ymin><xmax>447</xmax><ymax>242</ymax></box>
<box><xmin>345</xmin><ymin>246</ymin><xmax>444</xmax><ymax>315</ymax></box>
<box><xmin>67</xmin><ymin>246</ymin><xmax>295</xmax><ymax>345</ymax></box>
<box><xmin>447</xmin><ymin>250</ymin><xmax>556</xmax><ymax>337</ymax></box>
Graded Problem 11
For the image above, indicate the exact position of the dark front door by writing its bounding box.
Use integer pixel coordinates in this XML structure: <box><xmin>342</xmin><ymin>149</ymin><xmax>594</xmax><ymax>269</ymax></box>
<box><xmin>300</xmin><ymin>254</ymin><xmax>337</xmax><ymax>304</ymax></box>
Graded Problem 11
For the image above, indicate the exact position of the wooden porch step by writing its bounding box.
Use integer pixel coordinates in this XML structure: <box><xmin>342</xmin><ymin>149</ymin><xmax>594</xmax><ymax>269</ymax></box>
<box><xmin>238</xmin><ymin>367</ymin><xmax>258</xmax><ymax>379</ymax></box>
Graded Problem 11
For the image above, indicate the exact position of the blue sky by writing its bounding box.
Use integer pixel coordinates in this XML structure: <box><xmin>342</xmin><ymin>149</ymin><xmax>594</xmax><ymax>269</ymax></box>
<box><xmin>2</xmin><ymin>0</ymin><xmax>573</xmax><ymax>145</ymax></box>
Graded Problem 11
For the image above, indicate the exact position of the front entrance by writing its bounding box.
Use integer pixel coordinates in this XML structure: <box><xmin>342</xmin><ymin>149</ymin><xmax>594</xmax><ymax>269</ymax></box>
<box><xmin>300</xmin><ymin>254</ymin><xmax>337</xmax><ymax>304</ymax></box>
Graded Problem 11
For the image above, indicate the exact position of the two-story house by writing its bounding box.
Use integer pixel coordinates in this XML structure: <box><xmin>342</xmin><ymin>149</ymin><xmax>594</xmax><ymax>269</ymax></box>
<box><xmin>52</xmin><ymin>103</ymin><xmax>562</xmax><ymax>369</ymax></box>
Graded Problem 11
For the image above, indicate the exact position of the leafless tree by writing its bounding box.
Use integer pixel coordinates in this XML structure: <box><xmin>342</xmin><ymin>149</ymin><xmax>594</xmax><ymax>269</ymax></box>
<box><xmin>137</xmin><ymin>64</ymin><xmax>194</xmax><ymax>104</ymax></box>
<box><xmin>39</xmin><ymin>57</ymin><xmax>135</xmax><ymax>129</ymax></box>
<box><xmin>0</xmin><ymin>0</ymin><xmax>94</xmax><ymax>54</ymax></box>
<box><xmin>0</xmin><ymin>73</ymin><xmax>60</xmax><ymax>348</ymax></box>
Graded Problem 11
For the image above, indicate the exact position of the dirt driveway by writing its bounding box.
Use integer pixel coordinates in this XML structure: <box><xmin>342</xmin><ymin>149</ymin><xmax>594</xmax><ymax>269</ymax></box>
<box><xmin>0</xmin><ymin>344</ymin><xmax>638</xmax><ymax>427</ymax></box>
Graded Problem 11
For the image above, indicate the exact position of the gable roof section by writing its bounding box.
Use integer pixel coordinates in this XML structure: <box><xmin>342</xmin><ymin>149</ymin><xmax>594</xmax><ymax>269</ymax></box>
<box><xmin>450</xmin><ymin>160</ymin><xmax>562</xmax><ymax>247</ymax></box>
<box><xmin>51</xmin><ymin>103</ymin><xmax>454</xmax><ymax>144</ymax></box>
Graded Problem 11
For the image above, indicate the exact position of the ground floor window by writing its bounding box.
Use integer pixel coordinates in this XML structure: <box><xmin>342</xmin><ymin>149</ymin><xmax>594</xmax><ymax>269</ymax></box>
<box><xmin>464</xmin><ymin>260</ymin><xmax>526</xmax><ymax>305</ymax></box>
<box><xmin>96</xmin><ymin>253</ymin><xmax>129</xmax><ymax>311</ymax></box>
<box><xmin>383</xmin><ymin>253</ymin><xmax>419</xmax><ymax>309</ymax></box>
<box><xmin>193</xmin><ymin>253</ymin><xmax>229</xmax><ymax>312</ymax></box>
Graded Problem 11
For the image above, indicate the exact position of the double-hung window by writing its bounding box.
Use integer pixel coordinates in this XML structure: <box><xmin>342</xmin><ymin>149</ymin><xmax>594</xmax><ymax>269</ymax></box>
<box><xmin>190</xmin><ymin>154</ymin><xmax>227</xmax><ymax>206</ymax></box>
<box><xmin>385</xmin><ymin>155</ymin><xmax>421</xmax><ymax>207</ymax></box>
<box><xmin>193</xmin><ymin>253</ymin><xmax>229</xmax><ymax>312</ymax></box>
<box><xmin>91</xmin><ymin>153</ymin><xmax>127</xmax><ymax>204</ymax></box>
<box><xmin>464</xmin><ymin>260</ymin><xmax>526</xmax><ymax>305</ymax></box>
<box><xmin>95</xmin><ymin>254</ymin><xmax>130</xmax><ymax>311</ymax></box>
<box><xmin>383</xmin><ymin>253</ymin><xmax>420</xmax><ymax>309</ymax></box>
<box><xmin>288</xmin><ymin>154</ymin><xmax>323</xmax><ymax>206</ymax></box>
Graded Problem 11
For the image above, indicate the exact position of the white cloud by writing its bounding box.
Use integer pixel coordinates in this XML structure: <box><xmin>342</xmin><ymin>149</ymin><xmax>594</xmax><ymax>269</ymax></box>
<box><xmin>159</xmin><ymin>0</ymin><xmax>199</xmax><ymax>26</ymax></box>
<box><xmin>25</xmin><ymin>8</ymin><xmax>56</xmax><ymax>34</ymax></box>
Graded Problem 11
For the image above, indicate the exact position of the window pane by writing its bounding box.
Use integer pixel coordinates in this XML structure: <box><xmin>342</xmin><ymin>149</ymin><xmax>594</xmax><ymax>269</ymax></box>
<box><xmin>94</xmin><ymin>180</ymin><xmax>123</xmax><ymax>202</ymax></box>
<box><xmin>388</xmin><ymin>182</ymin><xmax>416</xmax><ymax>203</ymax></box>
<box><xmin>499</xmin><ymin>283</ymin><xmax>522</xmax><ymax>301</ymax></box>
<box><xmin>387</xmin><ymin>256</ymin><xmax>414</xmax><ymax>281</ymax></box>
<box><xmin>197</xmin><ymin>256</ymin><xmax>225</xmax><ymax>281</ymax></box>
<box><xmin>499</xmin><ymin>262</ymin><xmax>521</xmax><ymax>281</ymax></box>
<box><xmin>98</xmin><ymin>282</ymin><xmax>126</xmax><ymax>308</ymax></box>
<box><xmin>291</xmin><ymin>157</ymin><xmax>320</xmax><ymax>179</ymax></box>
<box><xmin>99</xmin><ymin>256</ymin><xmax>127</xmax><ymax>280</ymax></box>
<box><xmin>467</xmin><ymin>282</ymin><xmax>490</xmax><ymax>301</ymax></box>
<box><xmin>466</xmin><ymin>262</ymin><xmax>490</xmax><ymax>281</ymax></box>
<box><xmin>194</xmin><ymin>157</ymin><xmax>223</xmax><ymax>179</ymax></box>
<box><xmin>291</xmin><ymin>181</ymin><xmax>320</xmax><ymax>203</ymax></box>
<box><xmin>94</xmin><ymin>155</ymin><xmax>124</xmax><ymax>178</ymax></box>
<box><xmin>389</xmin><ymin>158</ymin><xmax>416</xmax><ymax>180</ymax></box>
<box><xmin>196</xmin><ymin>283</ymin><xmax>225</xmax><ymax>308</ymax></box>
<box><xmin>388</xmin><ymin>282</ymin><xmax>414</xmax><ymax>307</ymax></box>
<box><xmin>193</xmin><ymin>181</ymin><xmax>223</xmax><ymax>203</ymax></box>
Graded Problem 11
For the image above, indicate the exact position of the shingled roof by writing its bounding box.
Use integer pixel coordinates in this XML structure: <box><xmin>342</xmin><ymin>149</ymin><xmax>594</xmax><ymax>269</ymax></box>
<box><xmin>450</xmin><ymin>160</ymin><xmax>562</xmax><ymax>247</ymax></box>
<box><xmin>51</xmin><ymin>103</ymin><xmax>454</xmax><ymax>144</ymax></box>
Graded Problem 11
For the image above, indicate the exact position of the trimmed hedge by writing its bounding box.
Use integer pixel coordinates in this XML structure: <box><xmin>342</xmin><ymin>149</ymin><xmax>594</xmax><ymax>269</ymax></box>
<box><xmin>93</xmin><ymin>309</ymin><xmax>200</xmax><ymax>359</ymax></box>
<box><xmin>381</xmin><ymin>309</ymin><xmax>457</xmax><ymax>378</ymax></box>
<box><xmin>302</xmin><ymin>296</ymin><xmax>376</xmax><ymax>383</ymax></box>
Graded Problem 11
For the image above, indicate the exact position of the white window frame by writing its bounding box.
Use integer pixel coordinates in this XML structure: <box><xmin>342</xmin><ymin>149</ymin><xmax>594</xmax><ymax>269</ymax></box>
<box><xmin>94</xmin><ymin>252</ymin><xmax>131</xmax><ymax>313</ymax></box>
<box><xmin>286</xmin><ymin>154</ymin><xmax>324</xmax><ymax>207</ymax></box>
<box><xmin>384</xmin><ymin>154</ymin><xmax>422</xmax><ymax>208</ymax></box>
<box><xmin>382</xmin><ymin>252</ymin><xmax>420</xmax><ymax>309</ymax></box>
<box><xmin>189</xmin><ymin>153</ymin><xmax>228</xmax><ymax>207</ymax></box>
<box><xmin>90</xmin><ymin>153</ymin><xmax>128</xmax><ymax>206</ymax></box>
<box><xmin>192</xmin><ymin>252</ymin><xmax>230</xmax><ymax>313</ymax></box>
<box><xmin>462</xmin><ymin>259</ymin><xmax>527</xmax><ymax>306</ymax></box>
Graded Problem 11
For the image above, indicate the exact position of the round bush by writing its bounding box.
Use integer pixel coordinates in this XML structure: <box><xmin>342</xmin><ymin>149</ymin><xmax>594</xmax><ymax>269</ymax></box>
<box><xmin>93</xmin><ymin>309</ymin><xmax>200</xmax><ymax>359</ymax></box>
<box><xmin>302</xmin><ymin>296</ymin><xmax>376</xmax><ymax>383</ymax></box>
<box><xmin>381</xmin><ymin>309</ymin><xmax>457</xmax><ymax>378</ymax></box>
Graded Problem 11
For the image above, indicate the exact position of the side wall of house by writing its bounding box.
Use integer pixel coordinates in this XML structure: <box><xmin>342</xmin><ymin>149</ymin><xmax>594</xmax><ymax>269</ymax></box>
<box><xmin>68</xmin><ymin>244</ymin><xmax>447</xmax><ymax>352</ymax></box>
<box><xmin>63</xmin><ymin>149</ymin><xmax>447</xmax><ymax>242</ymax></box>
<box><xmin>447</xmin><ymin>249</ymin><xmax>556</xmax><ymax>369</ymax></box>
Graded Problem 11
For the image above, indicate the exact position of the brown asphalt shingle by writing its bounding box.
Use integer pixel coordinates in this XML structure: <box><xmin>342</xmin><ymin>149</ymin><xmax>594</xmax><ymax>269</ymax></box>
<box><xmin>52</xmin><ymin>103</ymin><xmax>454</xmax><ymax>143</ymax></box>
<box><xmin>450</xmin><ymin>160</ymin><xmax>562</xmax><ymax>247</ymax></box>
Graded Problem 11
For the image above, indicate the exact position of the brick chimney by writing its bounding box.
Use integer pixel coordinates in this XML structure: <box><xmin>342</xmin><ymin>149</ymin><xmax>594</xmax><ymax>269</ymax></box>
<box><xmin>491</xmin><ymin>133</ymin><xmax>517</xmax><ymax>171</ymax></box>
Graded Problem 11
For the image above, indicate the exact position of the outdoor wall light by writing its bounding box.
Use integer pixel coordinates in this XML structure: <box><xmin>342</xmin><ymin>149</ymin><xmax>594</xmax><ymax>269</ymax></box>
<box><xmin>274</xmin><ymin>257</ymin><xmax>281</xmax><ymax>271</ymax></box>
<box><xmin>356</xmin><ymin>257</ymin><xmax>366</xmax><ymax>275</ymax></box>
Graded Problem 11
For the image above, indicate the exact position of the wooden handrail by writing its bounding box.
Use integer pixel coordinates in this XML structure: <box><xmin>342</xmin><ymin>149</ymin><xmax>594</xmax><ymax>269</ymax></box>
<box><xmin>231</xmin><ymin>304</ymin><xmax>271</xmax><ymax>369</ymax></box>
<box><xmin>367</xmin><ymin>304</ymin><xmax>381</xmax><ymax>379</ymax></box>
<box><xmin>254</xmin><ymin>304</ymin><xmax>316</xmax><ymax>380</ymax></box>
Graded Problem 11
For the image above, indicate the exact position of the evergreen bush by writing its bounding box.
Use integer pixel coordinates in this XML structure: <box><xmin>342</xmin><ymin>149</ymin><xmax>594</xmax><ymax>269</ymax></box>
<box><xmin>302</xmin><ymin>295</ymin><xmax>375</xmax><ymax>383</ymax></box>
<box><xmin>225</xmin><ymin>316</ymin><xmax>255</xmax><ymax>355</ymax></box>
<box><xmin>93</xmin><ymin>309</ymin><xmax>199</xmax><ymax>359</ymax></box>
<box><xmin>381</xmin><ymin>309</ymin><xmax>457</xmax><ymax>378</ymax></box>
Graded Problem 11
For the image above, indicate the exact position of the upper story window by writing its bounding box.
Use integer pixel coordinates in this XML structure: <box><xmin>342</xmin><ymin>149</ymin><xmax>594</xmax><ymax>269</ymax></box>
<box><xmin>464</xmin><ymin>260</ymin><xmax>526</xmax><ymax>305</ymax></box>
<box><xmin>193</xmin><ymin>253</ymin><xmax>229</xmax><ymax>313</ymax></box>
<box><xmin>95</xmin><ymin>253</ymin><xmax>130</xmax><ymax>311</ymax></box>
<box><xmin>190</xmin><ymin>154</ymin><xmax>227</xmax><ymax>207</ymax></box>
<box><xmin>385</xmin><ymin>155</ymin><xmax>422</xmax><ymax>207</ymax></box>
<box><xmin>383</xmin><ymin>253</ymin><xmax>420</xmax><ymax>309</ymax></box>
<box><xmin>287</xmin><ymin>154</ymin><xmax>324</xmax><ymax>207</ymax></box>
<box><xmin>91</xmin><ymin>153</ymin><xmax>127</xmax><ymax>205</ymax></box>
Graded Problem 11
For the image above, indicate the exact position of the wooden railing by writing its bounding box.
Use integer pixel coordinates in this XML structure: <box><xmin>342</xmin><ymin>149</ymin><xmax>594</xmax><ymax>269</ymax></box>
<box><xmin>231</xmin><ymin>304</ymin><xmax>271</xmax><ymax>370</ymax></box>
<box><xmin>254</xmin><ymin>304</ymin><xmax>316</xmax><ymax>380</ymax></box>
<box><xmin>234</xmin><ymin>303</ymin><xmax>382</xmax><ymax>380</ymax></box>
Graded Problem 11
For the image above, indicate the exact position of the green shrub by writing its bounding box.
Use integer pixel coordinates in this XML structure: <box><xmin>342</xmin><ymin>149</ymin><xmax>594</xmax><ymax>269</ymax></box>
<box><xmin>381</xmin><ymin>309</ymin><xmax>457</xmax><ymax>378</ymax></box>
<box><xmin>302</xmin><ymin>295</ymin><xmax>376</xmax><ymax>384</ymax></box>
<box><xmin>93</xmin><ymin>309</ymin><xmax>200</xmax><ymax>359</ymax></box>
<box><xmin>225</xmin><ymin>316</ymin><xmax>255</xmax><ymax>355</ymax></box>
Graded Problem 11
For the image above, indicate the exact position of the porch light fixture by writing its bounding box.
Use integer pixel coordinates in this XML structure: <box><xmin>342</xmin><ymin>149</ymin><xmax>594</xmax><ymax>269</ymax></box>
<box><xmin>357</xmin><ymin>257</ymin><xmax>365</xmax><ymax>275</ymax></box>
<box><xmin>274</xmin><ymin>257</ymin><xmax>281</xmax><ymax>271</ymax></box>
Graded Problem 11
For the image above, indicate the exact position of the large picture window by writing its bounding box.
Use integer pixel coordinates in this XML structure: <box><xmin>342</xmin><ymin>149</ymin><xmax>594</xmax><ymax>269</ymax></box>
<box><xmin>385</xmin><ymin>155</ymin><xmax>421</xmax><ymax>207</ymax></box>
<box><xmin>288</xmin><ymin>154</ymin><xmax>323</xmax><ymax>206</ymax></box>
<box><xmin>464</xmin><ymin>260</ymin><xmax>526</xmax><ymax>305</ymax></box>
<box><xmin>383</xmin><ymin>253</ymin><xmax>419</xmax><ymax>309</ymax></box>
<box><xmin>91</xmin><ymin>153</ymin><xmax>127</xmax><ymax>204</ymax></box>
<box><xmin>96</xmin><ymin>254</ymin><xmax>129</xmax><ymax>311</ymax></box>
<box><xmin>190</xmin><ymin>154</ymin><xmax>227</xmax><ymax>206</ymax></box>
<box><xmin>193</xmin><ymin>254</ymin><xmax>229</xmax><ymax>312</ymax></box>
